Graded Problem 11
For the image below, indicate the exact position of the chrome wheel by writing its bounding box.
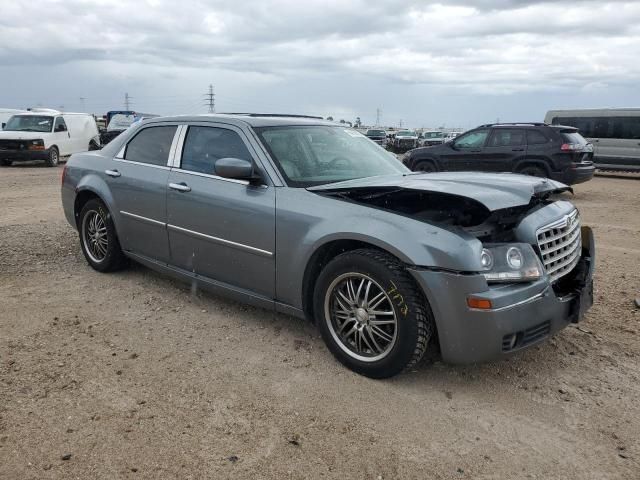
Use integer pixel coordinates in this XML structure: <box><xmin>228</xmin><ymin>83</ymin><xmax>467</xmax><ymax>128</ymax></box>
<box><xmin>81</xmin><ymin>209</ymin><xmax>108</xmax><ymax>263</ymax></box>
<box><xmin>324</xmin><ymin>273</ymin><xmax>398</xmax><ymax>362</ymax></box>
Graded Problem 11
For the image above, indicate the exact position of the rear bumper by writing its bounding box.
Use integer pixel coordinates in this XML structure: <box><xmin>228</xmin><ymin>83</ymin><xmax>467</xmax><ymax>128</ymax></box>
<box><xmin>552</xmin><ymin>163</ymin><xmax>595</xmax><ymax>185</ymax></box>
<box><xmin>0</xmin><ymin>148</ymin><xmax>50</xmax><ymax>162</ymax></box>
<box><xmin>409</xmin><ymin>227</ymin><xmax>595</xmax><ymax>364</ymax></box>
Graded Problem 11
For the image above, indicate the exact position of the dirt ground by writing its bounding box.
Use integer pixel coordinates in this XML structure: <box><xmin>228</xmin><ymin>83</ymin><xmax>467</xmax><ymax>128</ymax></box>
<box><xmin>1</xmin><ymin>165</ymin><xmax>639</xmax><ymax>480</ymax></box>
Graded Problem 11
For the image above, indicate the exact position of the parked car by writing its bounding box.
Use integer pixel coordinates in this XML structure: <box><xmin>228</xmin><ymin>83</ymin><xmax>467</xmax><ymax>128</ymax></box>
<box><xmin>365</xmin><ymin>129</ymin><xmax>387</xmax><ymax>146</ymax></box>
<box><xmin>100</xmin><ymin>110</ymin><xmax>159</xmax><ymax>146</ymax></box>
<box><xmin>0</xmin><ymin>110</ymin><xmax>100</xmax><ymax>167</ymax></box>
<box><xmin>419</xmin><ymin>131</ymin><xmax>445</xmax><ymax>147</ymax></box>
<box><xmin>545</xmin><ymin>108</ymin><xmax>640</xmax><ymax>172</ymax></box>
<box><xmin>402</xmin><ymin>123</ymin><xmax>595</xmax><ymax>185</ymax></box>
<box><xmin>389</xmin><ymin>130</ymin><xmax>419</xmax><ymax>153</ymax></box>
<box><xmin>61</xmin><ymin>114</ymin><xmax>595</xmax><ymax>378</ymax></box>
<box><xmin>443</xmin><ymin>132</ymin><xmax>460</xmax><ymax>142</ymax></box>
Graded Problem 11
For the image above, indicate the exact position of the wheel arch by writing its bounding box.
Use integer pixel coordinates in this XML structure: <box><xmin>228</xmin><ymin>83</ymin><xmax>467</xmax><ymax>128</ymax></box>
<box><xmin>514</xmin><ymin>158</ymin><xmax>552</xmax><ymax>176</ymax></box>
<box><xmin>73</xmin><ymin>179</ymin><xmax>119</xmax><ymax>232</ymax></box>
<box><xmin>301</xmin><ymin>238</ymin><xmax>410</xmax><ymax>323</ymax></box>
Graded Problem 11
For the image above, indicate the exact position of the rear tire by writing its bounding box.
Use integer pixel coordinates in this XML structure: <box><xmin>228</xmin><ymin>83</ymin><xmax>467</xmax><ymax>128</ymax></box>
<box><xmin>518</xmin><ymin>164</ymin><xmax>547</xmax><ymax>178</ymax></box>
<box><xmin>45</xmin><ymin>147</ymin><xmax>59</xmax><ymax>167</ymax></box>
<box><xmin>314</xmin><ymin>248</ymin><xmax>434</xmax><ymax>378</ymax></box>
<box><xmin>78</xmin><ymin>199</ymin><xmax>127</xmax><ymax>272</ymax></box>
<box><xmin>414</xmin><ymin>160</ymin><xmax>437</xmax><ymax>173</ymax></box>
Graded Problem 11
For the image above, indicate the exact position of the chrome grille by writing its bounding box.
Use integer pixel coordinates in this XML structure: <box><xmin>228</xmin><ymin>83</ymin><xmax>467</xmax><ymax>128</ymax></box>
<box><xmin>536</xmin><ymin>209</ymin><xmax>582</xmax><ymax>283</ymax></box>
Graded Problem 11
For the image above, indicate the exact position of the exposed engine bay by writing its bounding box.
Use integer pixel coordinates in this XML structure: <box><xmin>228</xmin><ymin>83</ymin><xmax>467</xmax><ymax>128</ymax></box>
<box><xmin>318</xmin><ymin>187</ymin><xmax>557</xmax><ymax>242</ymax></box>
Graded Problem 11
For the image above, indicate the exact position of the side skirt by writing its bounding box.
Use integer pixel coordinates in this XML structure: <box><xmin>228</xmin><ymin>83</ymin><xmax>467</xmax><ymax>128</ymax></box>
<box><xmin>125</xmin><ymin>251</ymin><xmax>306</xmax><ymax>320</ymax></box>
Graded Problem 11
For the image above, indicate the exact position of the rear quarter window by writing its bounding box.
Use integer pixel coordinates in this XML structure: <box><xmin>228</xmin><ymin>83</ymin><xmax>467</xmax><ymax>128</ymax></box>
<box><xmin>560</xmin><ymin>131</ymin><xmax>588</xmax><ymax>145</ymax></box>
<box><xmin>526</xmin><ymin>130</ymin><xmax>550</xmax><ymax>145</ymax></box>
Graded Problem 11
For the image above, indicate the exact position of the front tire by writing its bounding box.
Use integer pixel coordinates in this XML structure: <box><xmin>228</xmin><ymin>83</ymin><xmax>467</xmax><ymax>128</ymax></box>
<box><xmin>45</xmin><ymin>147</ymin><xmax>59</xmax><ymax>167</ymax></box>
<box><xmin>78</xmin><ymin>199</ymin><xmax>127</xmax><ymax>272</ymax></box>
<box><xmin>314</xmin><ymin>249</ymin><xmax>434</xmax><ymax>378</ymax></box>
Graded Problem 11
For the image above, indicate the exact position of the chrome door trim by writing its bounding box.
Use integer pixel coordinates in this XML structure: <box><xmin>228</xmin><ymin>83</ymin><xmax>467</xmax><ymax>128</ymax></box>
<box><xmin>167</xmin><ymin>224</ymin><xmax>273</xmax><ymax>258</ymax></box>
<box><xmin>113</xmin><ymin>158</ymin><xmax>171</xmax><ymax>171</ymax></box>
<box><xmin>120</xmin><ymin>210</ymin><xmax>166</xmax><ymax>227</ymax></box>
<box><xmin>171</xmin><ymin>168</ymin><xmax>251</xmax><ymax>186</ymax></box>
<box><xmin>170</xmin><ymin>125</ymin><xmax>188</xmax><ymax>168</ymax></box>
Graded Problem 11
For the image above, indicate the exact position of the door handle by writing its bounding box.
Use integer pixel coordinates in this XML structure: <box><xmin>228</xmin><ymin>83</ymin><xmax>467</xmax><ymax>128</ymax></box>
<box><xmin>169</xmin><ymin>182</ymin><xmax>191</xmax><ymax>192</ymax></box>
<box><xmin>105</xmin><ymin>169</ymin><xmax>121</xmax><ymax>178</ymax></box>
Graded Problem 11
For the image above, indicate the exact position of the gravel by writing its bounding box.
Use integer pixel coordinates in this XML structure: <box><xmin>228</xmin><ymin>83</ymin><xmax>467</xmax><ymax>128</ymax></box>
<box><xmin>1</xmin><ymin>164</ymin><xmax>639</xmax><ymax>479</ymax></box>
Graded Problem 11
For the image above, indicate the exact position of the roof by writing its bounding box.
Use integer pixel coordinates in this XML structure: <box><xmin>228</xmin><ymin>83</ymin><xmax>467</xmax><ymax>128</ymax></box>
<box><xmin>143</xmin><ymin>113</ymin><xmax>337</xmax><ymax>128</ymax></box>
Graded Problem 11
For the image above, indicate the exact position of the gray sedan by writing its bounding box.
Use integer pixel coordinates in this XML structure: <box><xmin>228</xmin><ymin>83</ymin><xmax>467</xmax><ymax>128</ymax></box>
<box><xmin>61</xmin><ymin>114</ymin><xmax>595</xmax><ymax>378</ymax></box>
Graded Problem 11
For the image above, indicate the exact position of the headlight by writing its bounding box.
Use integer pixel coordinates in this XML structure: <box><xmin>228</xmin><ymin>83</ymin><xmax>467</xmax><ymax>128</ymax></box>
<box><xmin>27</xmin><ymin>139</ymin><xmax>45</xmax><ymax>151</ymax></box>
<box><xmin>480</xmin><ymin>243</ymin><xmax>542</xmax><ymax>283</ymax></box>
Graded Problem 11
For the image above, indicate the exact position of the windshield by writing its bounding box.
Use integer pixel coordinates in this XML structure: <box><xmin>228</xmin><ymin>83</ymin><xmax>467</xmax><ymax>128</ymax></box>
<box><xmin>4</xmin><ymin>115</ymin><xmax>53</xmax><ymax>132</ymax></box>
<box><xmin>366</xmin><ymin>130</ymin><xmax>385</xmax><ymax>136</ymax></box>
<box><xmin>424</xmin><ymin>132</ymin><xmax>442</xmax><ymax>138</ymax></box>
<box><xmin>397</xmin><ymin>131</ymin><xmax>416</xmax><ymax>137</ymax></box>
<box><xmin>256</xmin><ymin>126</ymin><xmax>408</xmax><ymax>187</ymax></box>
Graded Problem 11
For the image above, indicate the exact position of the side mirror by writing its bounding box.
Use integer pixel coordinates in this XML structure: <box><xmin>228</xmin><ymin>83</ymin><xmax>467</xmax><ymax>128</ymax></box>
<box><xmin>1</xmin><ymin>123</ymin><xmax>5</xmax><ymax>129</ymax></box>
<box><xmin>215</xmin><ymin>157</ymin><xmax>259</xmax><ymax>183</ymax></box>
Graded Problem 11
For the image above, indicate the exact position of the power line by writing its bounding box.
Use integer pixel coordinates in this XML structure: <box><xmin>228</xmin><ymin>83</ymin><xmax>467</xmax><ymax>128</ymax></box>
<box><xmin>204</xmin><ymin>84</ymin><xmax>215</xmax><ymax>113</ymax></box>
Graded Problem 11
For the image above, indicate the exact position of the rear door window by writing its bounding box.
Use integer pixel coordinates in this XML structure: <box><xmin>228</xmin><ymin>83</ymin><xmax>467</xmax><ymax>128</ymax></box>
<box><xmin>180</xmin><ymin>126</ymin><xmax>253</xmax><ymax>175</ymax></box>
<box><xmin>488</xmin><ymin>129</ymin><xmax>525</xmax><ymax>147</ymax></box>
<box><xmin>124</xmin><ymin>126</ymin><xmax>177</xmax><ymax>166</ymax></box>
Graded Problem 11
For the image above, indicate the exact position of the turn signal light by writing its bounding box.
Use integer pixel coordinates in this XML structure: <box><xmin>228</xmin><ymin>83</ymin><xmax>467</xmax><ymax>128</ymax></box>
<box><xmin>467</xmin><ymin>297</ymin><xmax>493</xmax><ymax>310</ymax></box>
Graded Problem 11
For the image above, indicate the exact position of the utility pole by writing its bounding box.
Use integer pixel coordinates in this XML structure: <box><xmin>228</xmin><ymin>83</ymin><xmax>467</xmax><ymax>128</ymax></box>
<box><xmin>79</xmin><ymin>97</ymin><xmax>86</xmax><ymax>112</ymax></box>
<box><xmin>375</xmin><ymin>108</ymin><xmax>381</xmax><ymax>127</ymax></box>
<box><xmin>399</xmin><ymin>119</ymin><xmax>403</xmax><ymax>128</ymax></box>
<box><xmin>204</xmin><ymin>84</ymin><xmax>215</xmax><ymax>113</ymax></box>
<box><xmin>124</xmin><ymin>92</ymin><xmax>132</xmax><ymax>110</ymax></box>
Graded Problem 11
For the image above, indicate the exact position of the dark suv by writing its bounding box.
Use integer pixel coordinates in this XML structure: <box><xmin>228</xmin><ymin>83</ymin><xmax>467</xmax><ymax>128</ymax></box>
<box><xmin>402</xmin><ymin>123</ymin><xmax>595</xmax><ymax>185</ymax></box>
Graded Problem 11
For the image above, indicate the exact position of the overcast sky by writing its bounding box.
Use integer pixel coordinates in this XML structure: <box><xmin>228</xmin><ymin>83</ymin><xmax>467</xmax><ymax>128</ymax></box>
<box><xmin>1</xmin><ymin>0</ymin><xmax>639</xmax><ymax>128</ymax></box>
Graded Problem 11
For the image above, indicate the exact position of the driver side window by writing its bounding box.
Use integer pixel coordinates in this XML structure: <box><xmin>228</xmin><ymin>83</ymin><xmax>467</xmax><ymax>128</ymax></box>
<box><xmin>54</xmin><ymin>117</ymin><xmax>67</xmax><ymax>132</ymax></box>
<box><xmin>454</xmin><ymin>129</ymin><xmax>489</xmax><ymax>149</ymax></box>
<box><xmin>180</xmin><ymin>126</ymin><xmax>253</xmax><ymax>175</ymax></box>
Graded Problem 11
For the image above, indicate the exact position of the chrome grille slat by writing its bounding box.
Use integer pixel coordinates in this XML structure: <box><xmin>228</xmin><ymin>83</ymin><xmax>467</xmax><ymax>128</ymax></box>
<box><xmin>536</xmin><ymin>210</ymin><xmax>582</xmax><ymax>283</ymax></box>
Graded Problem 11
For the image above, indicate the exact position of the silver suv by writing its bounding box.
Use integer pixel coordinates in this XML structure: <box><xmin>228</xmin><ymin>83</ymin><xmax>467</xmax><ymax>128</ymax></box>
<box><xmin>61</xmin><ymin>114</ymin><xmax>595</xmax><ymax>378</ymax></box>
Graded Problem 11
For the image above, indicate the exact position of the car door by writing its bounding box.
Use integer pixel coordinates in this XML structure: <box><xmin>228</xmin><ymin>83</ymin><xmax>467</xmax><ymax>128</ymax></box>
<box><xmin>440</xmin><ymin>129</ymin><xmax>490</xmax><ymax>171</ymax></box>
<box><xmin>106</xmin><ymin>124</ymin><xmax>179</xmax><ymax>263</ymax></box>
<box><xmin>166</xmin><ymin>123</ymin><xmax>276</xmax><ymax>300</ymax></box>
<box><xmin>52</xmin><ymin>116</ymin><xmax>72</xmax><ymax>156</ymax></box>
<box><xmin>482</xmin><ymin>128</ymin><xmax>526</xmax><ymax>172</ymax></box>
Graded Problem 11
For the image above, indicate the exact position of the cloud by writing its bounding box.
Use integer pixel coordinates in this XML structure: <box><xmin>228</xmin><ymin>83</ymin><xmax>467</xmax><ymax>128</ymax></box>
<box><xmin>0</xmin><ymin>1</ymin><xmax>638</xmax><ymax>124</ymax></box>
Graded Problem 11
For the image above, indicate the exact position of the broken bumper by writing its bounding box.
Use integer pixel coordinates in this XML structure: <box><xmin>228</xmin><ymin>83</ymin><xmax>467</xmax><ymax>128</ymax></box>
<box><xmin>408</xmin><ymin>227</ymin><xmax>595</xmax><ymax>364</ymax></box>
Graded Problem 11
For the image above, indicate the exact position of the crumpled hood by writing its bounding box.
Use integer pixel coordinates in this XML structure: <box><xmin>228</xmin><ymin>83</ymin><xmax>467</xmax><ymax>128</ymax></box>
<box><xmin>0</xmin><ymin>130</ymin><xmax>48</xmax><ymax>140</ymax></box>
<box><xmin>308</xmin><ymin>172</ymin><xmax>571</xmax><ymax>211</ymax></box>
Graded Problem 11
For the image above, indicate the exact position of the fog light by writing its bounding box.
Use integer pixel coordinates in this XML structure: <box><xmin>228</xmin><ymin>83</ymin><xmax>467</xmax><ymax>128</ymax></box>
<box><xmin>506</xmin><ymin>247</ymin><xmax>523</xmax><ymax>269</ymax></box>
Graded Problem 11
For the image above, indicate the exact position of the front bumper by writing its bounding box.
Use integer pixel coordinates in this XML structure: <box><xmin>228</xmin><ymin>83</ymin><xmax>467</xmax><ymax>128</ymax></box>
<box><xmin>409</xmin><ymin>227</ymin><xmax>595</xmax><ymax>364</ymax></box>
<box><xmin>0</xmin><ymin>148</ymin><xmax>50</xmax><ymax>162</ymax></box>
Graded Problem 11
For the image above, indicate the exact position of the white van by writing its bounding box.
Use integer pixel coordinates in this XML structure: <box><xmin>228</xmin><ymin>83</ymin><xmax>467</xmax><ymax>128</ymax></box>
<box><xmin>0</xmin><ymin>108</ymin><xmax>28</xmax><ymax>130</ymax></box>
<box><xmin>0</xmin><ymin>110</ymin><xmax>100</xmax><ymax>167</ymax></box>
<box><xmin>545</xmin><ymin>109</ymin><xmax>640</xmax><ymax>171</ymax></box>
